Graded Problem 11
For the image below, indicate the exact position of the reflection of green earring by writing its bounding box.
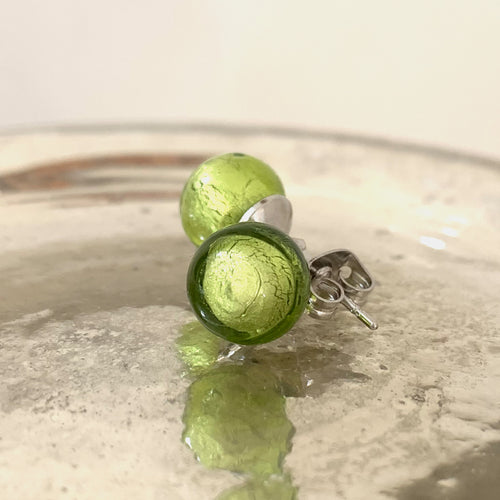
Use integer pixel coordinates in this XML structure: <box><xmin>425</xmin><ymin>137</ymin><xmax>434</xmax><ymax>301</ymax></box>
<box><xmin>178</xmin><ymin>321</ymin><xmax>298</xmax><ymax>499</ymax></box>
<box><xmin>180</xmin><ymin>153</ymin><xmax>292</xmax><ymax>246</ymax></box>
<box><xmin>187</xmin><ymin>222</ymin><xmax>310</xmax><ymax>345</ymax></box>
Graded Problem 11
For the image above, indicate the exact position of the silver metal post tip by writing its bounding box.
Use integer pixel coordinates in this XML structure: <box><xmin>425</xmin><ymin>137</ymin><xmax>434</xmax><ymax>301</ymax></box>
<box><xmin>342</xmin><ymin>296</ymin><xmax>379</xmax><ymax>331</ymax></box>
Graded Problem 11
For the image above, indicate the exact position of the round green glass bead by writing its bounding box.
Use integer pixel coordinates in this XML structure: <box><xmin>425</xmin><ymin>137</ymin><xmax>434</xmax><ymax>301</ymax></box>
<box><xmin>180</xmin><ymin>153</ymin><xmax>285</xmax><ymax>246</ymax></box>
<box><xmin>187</xmin><ymin>222</ymin><xmax>310</xmax><ymax>345</ymax></box>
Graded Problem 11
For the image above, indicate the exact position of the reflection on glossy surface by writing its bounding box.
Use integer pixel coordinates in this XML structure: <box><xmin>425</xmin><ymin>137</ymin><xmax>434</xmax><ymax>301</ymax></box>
<box><xmin>178</xmin><ymin>321</ymin><xmax>297</xmax><ymax>498</ymax></box>
<box><xmin>2</xmin><ymin>127</ymin><xmax>500</xmax><ymax>499</ymax></box>
<box><xmin>217</xmin><ymin>475</ymin><xmax>297</xmax><ymax>500</ymax></box>
<box><xmin>177</xmin><ymin>321</ymin><xmax>224</xmax><ymax>376</ymax></box>
<box><xmin>419</xmin><ymin>235</ymin><xmax>446</xmax><ymax>250</ymax></box>
<box><xmin>441</xmin><ymin>227</ymin><xmax>459</xmax><ymax>238</ymax></box>
<box><xmin>183</xmin><ymin>365</ymin><xmax>292</xmax><ymax>476</ymax></box>
<box><xmin>178</xmin><ymin>320</ymin><xmax>371</xmax><ymax>499</ymax></box>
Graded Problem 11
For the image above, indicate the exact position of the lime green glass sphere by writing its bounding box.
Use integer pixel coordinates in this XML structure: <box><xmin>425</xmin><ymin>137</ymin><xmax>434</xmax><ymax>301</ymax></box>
<box><xmin>180</xmin><ymin>153</ymin><xmax>285</xmax><ymax>246</ymax></box>
<box><xmin>187</xmin><ymin>222</ymin><xmax>310</xmax><ymax>345</ymax></box>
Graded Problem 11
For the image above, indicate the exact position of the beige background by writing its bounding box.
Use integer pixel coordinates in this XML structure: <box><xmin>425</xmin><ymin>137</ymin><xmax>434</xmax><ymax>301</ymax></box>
<box><xmin>1</xmin><ymin>0</ymin><xmax>499</xmax><ymax>159</ymax></box>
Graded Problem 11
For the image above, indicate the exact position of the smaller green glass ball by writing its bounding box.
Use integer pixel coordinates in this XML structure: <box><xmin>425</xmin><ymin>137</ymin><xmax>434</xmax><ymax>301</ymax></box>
<box><xmin>180</xmin><ymin>153</ymin><xmax>285</xmax><ymax>246</ymax></box>
<box><xmin>187</xmin><ymin>222</ymin><xmax>310</xmax><ymax>345</ymax></box>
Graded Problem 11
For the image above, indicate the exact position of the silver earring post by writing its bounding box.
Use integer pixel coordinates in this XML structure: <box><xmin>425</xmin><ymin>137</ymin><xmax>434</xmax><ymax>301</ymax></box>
<box><xmin>240</xmin><ymin>197</ymin><xmax>378</xmax><ymax>331</ymax></box>
<box><xmin>239</xmin><ymin>194</ymin><xmax>293</xmax><ymax>234</ymax></box>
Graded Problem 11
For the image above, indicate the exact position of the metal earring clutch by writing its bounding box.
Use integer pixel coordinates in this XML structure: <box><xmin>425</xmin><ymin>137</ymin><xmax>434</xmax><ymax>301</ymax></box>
<box><xmin>186</xmin><ymin>222</ymin><xmax>377</xmax><ymax>345</ymax></box>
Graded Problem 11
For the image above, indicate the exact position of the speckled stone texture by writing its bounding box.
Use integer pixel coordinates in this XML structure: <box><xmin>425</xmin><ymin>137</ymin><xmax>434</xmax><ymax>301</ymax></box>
<box><xmin>0</xmin><ymin>127</ymin><xmax>499</xmax><ymax>500</ymax></box>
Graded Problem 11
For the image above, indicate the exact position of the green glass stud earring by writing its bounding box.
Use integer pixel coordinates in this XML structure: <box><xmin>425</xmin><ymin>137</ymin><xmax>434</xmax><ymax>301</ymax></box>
<box><xmin>187</xmin><ymin>222</ymin><xmax>310</xmax><ymax>345</ymax></box>
<box><xmin>180</xmin><ymin>153</ymin><xmax>292</xmax><ymax>246</ymax></box>
<box><xmin>187</xmin><ymin>222</ymin><xmax>378</xmax><ymax>345</ymax></box>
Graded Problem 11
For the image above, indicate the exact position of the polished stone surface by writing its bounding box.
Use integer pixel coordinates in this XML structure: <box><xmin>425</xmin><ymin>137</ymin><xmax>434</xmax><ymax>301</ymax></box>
<box><xmin>0</xmin><ymin>126</ymin><xmax>499</xmax><ymax>499</ymax></box>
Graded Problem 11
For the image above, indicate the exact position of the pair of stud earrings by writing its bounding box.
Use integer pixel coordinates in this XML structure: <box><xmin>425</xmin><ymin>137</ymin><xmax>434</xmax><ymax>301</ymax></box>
<box><xmin>180</xmin><ymin>153</ymin><xmax>378</xmax><ymax>345</ymax></box>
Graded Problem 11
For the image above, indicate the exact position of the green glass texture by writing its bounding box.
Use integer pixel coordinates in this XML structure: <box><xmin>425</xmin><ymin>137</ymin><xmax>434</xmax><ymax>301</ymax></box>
<box><xmin>180</xmin><ymin>153</ymin><xmax>285</xmax><ymax>246</ymax></box>
<box><xmin>217</xmin><ymin>476</ymin><xmax>297</xmax><ymax>500</ymax></box>
<box><xmin>182</xmin><ymin>363</ymin><xmax>294</xmax><ymax>477</ymax></box>
<box><xmin>176</xmin><ymin>321</ymin><xmax>223</xmax><ymax>376</ymax></box>
<box><xmin>187</xmin><ymin>222</ymin><xmax>310</xmax><ymax>345</ymax></box>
